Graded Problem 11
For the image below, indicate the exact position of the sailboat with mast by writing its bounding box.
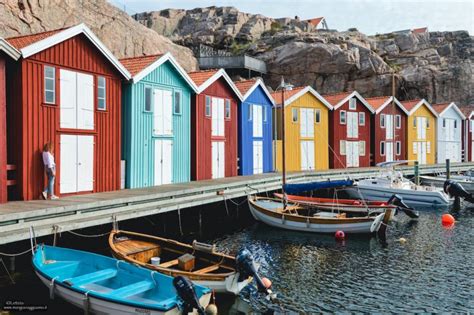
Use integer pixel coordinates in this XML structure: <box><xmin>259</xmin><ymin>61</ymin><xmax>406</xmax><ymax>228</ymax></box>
<box><xmin>247</xmin><ymin>78</ymin><xmax>395</xmax><ymax>234</ymax></box>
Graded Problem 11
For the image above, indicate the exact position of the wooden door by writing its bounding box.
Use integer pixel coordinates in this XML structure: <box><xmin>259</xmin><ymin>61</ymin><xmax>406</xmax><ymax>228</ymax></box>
<box><xmin>253</xmin><ymin>140</ymin><xmax>263</xmax><ymax>174</ymax></box>
<box><xmin>346</xmin><ymin>141</ymin><xmax>359</xmax><ymax>167</ymax></box>
<box><xmin>212</xmin><ymin>98</ymin><xmax>224</xmax><ymax>137</ymax></box>
<box><xmin>347</xmin><ymin>112</ymin><xmax>358</xmax><ymax>138</ymax></box>
<box><xmin>212</xmin><ymin>141</ymin><xmax>225</xmax><ymax>179</ymax></box>
<box><xmin>153</xmin><ymin>89</ymin><xmax>173</xmax><ymax>136</ymax></box>
<box><xmin>253</xmin><ymin>105</ymin><xmax>263</xmax><ymax>138</ymax></box>
<box><xmin>60</xmin><ymin>135</ymin><xmax>94</xmax><ymax>194</ymax></box>
<box><xmin>76</xmin><ymin>73</ymin><xmax>94</xmax><ymax>130</ymax></box>
<box><xmin>154</xmin><ymin>139</ymin><xmax>173</xmax><ymax>185</ymax></box>
<box><xmin>60</xmin><ymin>134</ymin><xmax>77</xmax><ymax>194</ymax></box>
<box><xmin>386</xmin><ymin>115</ymin><xmax>393</xmax><ymax>140</ymax></box>
<box><xmin>60</xmin><ymin>69</ymin><xmax>77</xmax><ymax>129</ymax></box>
<box><xmin>386</xmin><ymin>142</ymin><xmax>394</xmax><ymax>162</ymax></box>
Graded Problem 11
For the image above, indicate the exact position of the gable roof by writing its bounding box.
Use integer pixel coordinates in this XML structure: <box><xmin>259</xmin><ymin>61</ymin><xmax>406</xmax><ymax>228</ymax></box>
<box><xmin>188</xmin><ymin>69</ymin><xmax>242</xmax><ymax>100</ymax></box>
<box><xmin>432</xmin><ymin>102</ymin><xmax>466</xmax><ymax>119</ymax></box>
<box><xmin>5</xmin><ymin>23</ymin><xmax>131</xmax><ymax>79</ymax></box>
<box><xmin>400</xmin><ymin>99</ymin><xmax>438</xmax><ymax>117</ymax></box>
<box><xmin>306</xmin><ymin>17</ymin><xmax>324</xmax><ymax>27</ymax></box>
<box><xmin>365</xmin><ymin>96</ymin><xmax>409</xmax><ymax>115</ymax></box>
<box><xmin>0</xmin><ymin>38</ymin><xmax>20</xmax><ymax>60</ymax></box>
<box><xmin>234</xmin><ymin>78</ymin><xmax>275</xmax><ymax>105</ymax></box>
<box><xmin>460</xmin><ymin>105</ymin><xmax>474</xmax><ymax>119</ymax></box>
<box><xmin>120</xmin><ymin>52</ymin><xmax>198</xmax><ymax>91</ymax></box>
<box><xmin>270</xmin><ymin>86</ymin><xmax>332</xmax><ymax>109</ymax></box>
<box><xmin>323</xmin><ymin>91</ymin><xmax>374</xmax><ymax>113</ymax></box>
<box><xmin>412</xmin><ymin>27</ymin><xmax>428</xmax><ymax>34</ymax></box>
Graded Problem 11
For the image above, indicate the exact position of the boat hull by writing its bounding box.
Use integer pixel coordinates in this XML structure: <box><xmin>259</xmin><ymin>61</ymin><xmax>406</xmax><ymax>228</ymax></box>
<box><xmin>421</xmin><ymin>175</ymin><xmax>474</xmax><ymax>193</ymax></box>
<box><xmin>248</xmin><ymin>198</ymin><xmax>386</xmax><ymax>234</ymax></box>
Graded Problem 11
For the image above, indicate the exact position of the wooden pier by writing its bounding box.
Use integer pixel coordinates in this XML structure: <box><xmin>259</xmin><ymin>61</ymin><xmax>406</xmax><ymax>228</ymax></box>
<box><xmin>0</xmin><ymin>162</ymin><xmax>472</xmax><ymax>246</ymax></box>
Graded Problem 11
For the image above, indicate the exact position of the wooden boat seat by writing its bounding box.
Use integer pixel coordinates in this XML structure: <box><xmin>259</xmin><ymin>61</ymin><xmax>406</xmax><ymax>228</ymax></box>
<box><xmin>124</xmin><ymin>245</ymin><xmax>160</xmax><ymax>256</ymax></box>
<box><xmin>65</xmin><ymin>268</ymin><xmax>117</xmax><ymax>287</ymax></box>
<box><xmin>194</xmin><ymin>264</ymin><xmax>220</xmax><ymax>274</ymax></box>
<box><xmin>159</xmin><ymin>259</ymin><xmax>179</xmax><ymax>268</ymax></box>
<box><xmin>108</xmin><ymin>280</ymin><xmax>154</xmax><ymax>298</ymax></box>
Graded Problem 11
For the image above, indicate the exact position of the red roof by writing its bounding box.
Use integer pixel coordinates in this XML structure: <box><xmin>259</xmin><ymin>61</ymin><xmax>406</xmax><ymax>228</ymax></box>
<box><xmin>119</xmin><ymin>54</ymin><xmax>163</xmax><ymax>77</ymax></box>
<box><xmin>322</xmin><ymin>91</ymin><xmax>354</xmax><ymax>106</ymax></box>
<box><xmin>270</xmin><ymin>86</ymin><xmax>305</xmax><ymax>105</ymax></box>
<box><xmin>188</xmin><ymin>69</ymin><xmax>220</xmax><ymax>87</ymax></box>
<box><xmin>412</xmin><ymin>27</ymin><xmax>428</xmax><ymax>34</ymax></box>
<box><xmin>460</xmin><ymin>105</ymin><xmax>474</xmax><ymax>118</ymax></box>
<box><xmin>432</xmin><ymin>103</ymin><xmax>451</xmax><ymax>114</ymax></box>
<box><xmin>234</xmin><ymin>79</ymin><xmax>258</xmax><ymax>96</ymax></box>
<box><xmin>306</xmin><ymin>17</ymin><xmax>324</xmax><ymax>27</ymax></box>
<box><xmin>365</xmin><ymin>96</ymin><xmax>392</xmax><ymax>111</ymax></box>
<box><xmin>401</xmin><ymin>99</ymin><xmax>425</xmax><ymax>112</ymax></box>
<box><xmin>6</xmin><ymin>27</ymin><xmax>69</xmax><ymax>50</ymax></box>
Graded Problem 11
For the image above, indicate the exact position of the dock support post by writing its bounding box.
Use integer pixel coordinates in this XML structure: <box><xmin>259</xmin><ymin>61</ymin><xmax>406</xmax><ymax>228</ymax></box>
<box><xmin>446</xmin><ymin>159</ymin><xmax>450</xmax><ymax>180</ymax></box>
<box><xmin>414</xmin><ymin>161</ymin><xmax>420</xmax><ymax>185</ymax></box>
<box><xmin>9</xmin><ymin>256</ymin><xmax>15</xmax><ymax>273</ymax></box>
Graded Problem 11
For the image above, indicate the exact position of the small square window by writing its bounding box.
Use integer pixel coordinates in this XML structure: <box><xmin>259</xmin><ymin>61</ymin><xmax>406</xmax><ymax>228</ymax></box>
<box><xmin>380</xmin><ymin>114</ymin><xmax>386</xmax><ymax>128</ymax></box>
<box><xmin>359</xmin><ymin>141</ymin><xmax>366</xmax><ymax>156</ymax></box>
<box><xmin>248</xmin><ymin>104</ymin><xmax>253</xmax><ymax>121</ymax></box>
<box><xmin>144</xmin><ymin>87</ymin><xmax>152</xmax><ymax>112</ymax></box>
<box><xmin>349</xmin><ymin>98</ymin><xmax>356</xmax><ymax>110</ymax></box>
<box><xmin>380</xmin><ymin>141</ymin><xmax>385</xmax><ymax>156</ymax></box>
<box><xmin>340</xmin><ymin>140</ymin><xmax>346</xmax><ymax>155</ymax></box>
<box><xmin>174</xmin><ymin>90</ymin><xmax>182</xmax><ymax>114</ymax></box>
<box><xmin>97</xmin><ymin>76</ymin><xmax>106</xmax><ymax>110</ymax></box>
<box><xmin>225</xmin><ymin>99</ymin><xmax>231</xmax><ymax>119</ymax></box>
<box><xmin>340</xmin><ymin>110</ymin><xmax>346</xmax><ymax>124</ymax></box>
<box><xmin>44</xmin><ymin>66</ymin><xmax>55</xmax><ymax>104</ymax></box>
<box><xmin>396</xmin><ymin>141</ymin><xmax>401</xmax><ymax>155</ymax></box>
<box><xmin>359</xmin><ymin>112</ymin><xmax>365</xmax><ymax>126</ymax></box>
<box><xmin>205</xmin><ymin>96</ymin><xmax>211</xmax><ymax>117</ymax></box>
<box><xmin>396</xmin><ymin>115</ymin><xmax>401</xmax><ymax>128</ymax></box>
<box><xmin>292</xmin><ymin>108</ymin><xmax>298</xmax><ymax>122</ymax></box>
<box><xmin>315</xmin><ymin>109</ymin><xmax>321</xmax><ymax>123</ymax></box>
<box><xmin>443</xmin><ymin>118</ymin><xmax>446</xmax><ymax>128</ymax></box>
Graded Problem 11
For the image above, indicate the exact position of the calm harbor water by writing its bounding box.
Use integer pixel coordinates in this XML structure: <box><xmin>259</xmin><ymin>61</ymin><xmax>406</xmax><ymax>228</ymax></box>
<box><xmin>1</xmin><ymin>203</ymin><xmax>473</xmax><ymax>313</ymax></box>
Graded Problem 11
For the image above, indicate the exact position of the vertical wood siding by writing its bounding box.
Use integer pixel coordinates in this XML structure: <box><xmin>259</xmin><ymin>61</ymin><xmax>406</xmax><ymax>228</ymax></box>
<box><xmin>406</xmin><ymin>105</ymin><xmax>437</xmax><ymax>165</ymax></box>
<box><xmin>371</xmin><ymin>105</ymin><xmax>407</xmax><ymax>165</ymax></box>
<box><xmin>462</xmin><ymin>118</ymin><xmax>473</xmax><ymax>162</ymax></box>
<box><xmin>329</xmin><ymin>99</ymin><xmax>372</xmax><ymax>169</ymax></box>
<box><xmin>238</xmin><ymin>86</ymin><xmax>273</xmax><ymax>175</ymax></box>
<box><xmin>9</xmin><ymin>35</ymin><xmax>122</xmax><ymax>200</ymax></box>
<box><xmin>436</xmin><ymin>107</ymin><xmax>463</xmax><ymax>163</ymax></box>
<box><xmin>191</xmin><ymin>78</ymin><xmax>238</xmax><ymax>180</ymax></box>
<box><xmin>122</xmin><ymin>61</ymin><xmax>192</xmax><ymax>188</ymax></box>
<box><xmin>275</xmin><ymin>92</ymin><xmax>330</xmax><ymax>172</ymax></box>
<box><xmin>0</xmin><ymin>56</ymin><xmax>6</xmax><ymax>203</ymax></box>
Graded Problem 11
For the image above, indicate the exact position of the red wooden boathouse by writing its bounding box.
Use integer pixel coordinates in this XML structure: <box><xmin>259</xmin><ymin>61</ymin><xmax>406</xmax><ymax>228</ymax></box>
<box><xmin>461</xmin><ymin>106</ymin><xmax>474</xmax><ymax>162</ymax></box>
<box><xmin>365</xmin><ymin>96</ymin><xmax>408</xmax><ymax>165</ymax></box>
<box><xmin>0</xmin><ymin>39</ymin><xmax>21</xmax><ymax>203</ymax></box>
<box><xmin>188</xmin><ymin>69</ymin><xmax>243</xmax><ymax>180</ymax></box>
<box><xmin>5</xmin><ymin>24</ymin><xmax>131</xmax><ymax>200</ymax></box>
<box><xmin>324</xmin><ymin>91</ymin><xmax>374</xmax><ymax>169</ymax></box>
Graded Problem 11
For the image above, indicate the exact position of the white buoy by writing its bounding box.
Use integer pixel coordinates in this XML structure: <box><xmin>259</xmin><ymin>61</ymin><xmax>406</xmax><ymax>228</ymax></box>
<box><xmin>205</xmin><ymin>304</ymin><xmax>218</xmax><ymax>315</ymax></box>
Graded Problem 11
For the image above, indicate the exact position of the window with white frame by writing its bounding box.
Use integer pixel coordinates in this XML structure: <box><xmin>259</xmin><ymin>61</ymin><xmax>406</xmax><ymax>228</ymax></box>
<box><xmin>349</xmin><ymin>98</ymin><xmax>356</xmax><ymax>110</ymax></box>
<box><xmin>174</xmin><ymin>90</ymin><xmax>182</xmax><ymax>114</ymax></box>
<box><xmin>292</xmin><ymin>108</ymin><xmax>298</xmax><ymax>122</ymax></box>
<box><xmin>44</xmin><ymin>66</ymin><xmax>55</xmax><ymax>104</ymax></box>
<box><xmin>340</xmin><ymin>140</ymin><xmax>346</xmax><ymax>155</ymax></box>
<box><xmin>454</xmin><ymin>120</ymin><xmax>457</xmax><ymax>128</ymax></box>
<box><xmin>359</xmin><ymin>112</ymin><xmax>365</xmax><ymax>126</ymax></box>
<box><xmin>396</xmin><ymin>115</ymin><xmax>401</xmax><ymax>128</ymax></box>
<box><xmin>380</xmin><ymin>114</ymin><xmax>386</xmax><ymax>128</ymax></box>
<box><xmin>225</xmin><ymin>99</ymin><xmax>231</xmax><ymax>119</ymax></box>
<box><xmin>315</xmin><ymin>109</ymin><xmax>321</xmax><ymax>123</ymax></box>
<box><xmin>263</xmin><ymin>107</ymin><xmax>267</xmax><ymax>122</ymax></box>
<box><xmin>413</xmin><ymin>117</ymin><xmax>417</xmax><ymax>128</ymax></box>
<box><xmin>396</xmin><ymin>141</ymin><xmax>401</xmax><ymax>155</ymax></box>
<box><xmin>359</xmin><ymin>141</ymin><xmax>366</xmax><ymax>156</ymax></box>
<box><xmin>426</xmin><ymin>118</ymin><xmax>430</xmax><ymax>128</ymax></box>
<box><xmin>380</xmin><ymin>141</ymin><xmax>385</xmax><ymax>156</ymax></box>
<box><xmin>340</xmin><ymin>110</ymin><xmax>346</xmax><ymax>124</ymax></box>
<box><xmin>144</xmin><ymin>87</ymin><xmax>152</xmax><ymax>112</ymax></box>
<box><xmin>97</xmin><ymin>76</ymin><xmax>106</xmax><ymax>110</ymax></box>
<box><xmin>205</xmin><ymin>96</ymin><xmax>211</xmax><ymax>117</ymax></box>
<box><xmin>248</xmin><ymin>104</ymin><xmax>253</xmax><ymax>121</ymax></box>
<box><xmin>443</xmin><ymin>118</ymin><xmax>446</xmax><ymax>128</ymax></box>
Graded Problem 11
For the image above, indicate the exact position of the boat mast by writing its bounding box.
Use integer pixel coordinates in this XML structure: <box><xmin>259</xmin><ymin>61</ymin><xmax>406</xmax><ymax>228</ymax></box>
<box><xmin>281</xmin><ymin>79</ymin><xmax>287</xmax><ymax>209</ymax></box>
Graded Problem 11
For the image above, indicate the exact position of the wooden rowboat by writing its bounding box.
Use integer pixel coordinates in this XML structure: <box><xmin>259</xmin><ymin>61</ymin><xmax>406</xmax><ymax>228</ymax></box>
<box><xmin>109</xmin><ymin>230</ymin><xmax>255</xmax><ymax>295</ymax></box>
<box><xmin>33</xmin><ymin>244</ymin><xmax>211</xmax><ymax>315</ymax></box>
<box><xmin>248</xmin><ymin>196</ymin><xmax>393</xmax><ymax>234</ymax></box>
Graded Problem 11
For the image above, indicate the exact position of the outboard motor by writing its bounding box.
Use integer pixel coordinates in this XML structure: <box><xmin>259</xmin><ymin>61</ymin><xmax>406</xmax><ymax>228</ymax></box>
<box><xmin>236</xmin><ymin>248</ymin><xmax>269</xmax><ymax>294</ymax></box>
<box><xmin>387</xmin><ymin>194</ymin><xmax>419</xmax><ymax>219</ymax></box>
<box><xmin>444</xmin><ymin>179</ymin><xmax>474</xmax><ymax>209</ymax></box>
<box><xmin>173</xmin><ymin>276</ymin><xmax>205</xmax><ymax>315</ymax></box>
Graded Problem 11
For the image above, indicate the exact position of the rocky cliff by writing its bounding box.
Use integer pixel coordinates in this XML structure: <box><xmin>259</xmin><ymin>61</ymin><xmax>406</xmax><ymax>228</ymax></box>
<box><xmin>0</xmin><ymin>0</ymin><xmax>198</xmax><ymax>70</ymax></box>
<box><xmin>135</xmin><ymin>6</ymin><xmax>473</xmax><ymax>105</ymax></box>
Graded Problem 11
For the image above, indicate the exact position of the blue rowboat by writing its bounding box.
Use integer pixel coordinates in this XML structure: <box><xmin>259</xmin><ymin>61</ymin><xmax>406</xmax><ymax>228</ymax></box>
<box><xmin>33</xmin><ymin>245</ymin><xmax>211</xmax><ymax>315</ymax></box>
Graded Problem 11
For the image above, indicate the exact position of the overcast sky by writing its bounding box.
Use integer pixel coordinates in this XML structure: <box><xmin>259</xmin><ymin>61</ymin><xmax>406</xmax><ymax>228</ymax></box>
<box><xmin>109</xmin><ymin>0</ymin><xmax>473</xmax><ymax>35</ymax></box>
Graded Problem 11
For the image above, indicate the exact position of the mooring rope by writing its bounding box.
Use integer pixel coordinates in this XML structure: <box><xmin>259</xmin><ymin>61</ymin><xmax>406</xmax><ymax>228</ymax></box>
<box><xmin>66</xmin><ymin>230</ymin><xmax>110</xmax><ymax>238</ymax></box>
<box><xmin>0</xmin><ymin>247</ymin><xmax>33</xmax><ymax>257</ymax></box>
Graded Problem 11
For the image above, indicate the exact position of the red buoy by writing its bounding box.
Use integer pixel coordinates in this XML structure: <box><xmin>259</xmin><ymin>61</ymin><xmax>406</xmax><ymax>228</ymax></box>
<box><xmin>335</xmin><ymin>230</ymin><xmax>345</xmax><ymax>241</ymax></box>
<box><xmin>261</xmin><ymin>277</ymin><xmax>272</xmax><ymax>289</ymax></box>
<box><xmin>441</xmin><ymin>214</ymin><xmax>455</xmax><ymax>227</ymax></box>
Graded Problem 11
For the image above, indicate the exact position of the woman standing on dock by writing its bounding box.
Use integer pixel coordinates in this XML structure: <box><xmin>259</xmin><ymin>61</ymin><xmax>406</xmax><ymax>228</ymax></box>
<box><xmin>42</xmin><ymin>142</ymin><xmax>58</xmax><ymax>200</ymax></box>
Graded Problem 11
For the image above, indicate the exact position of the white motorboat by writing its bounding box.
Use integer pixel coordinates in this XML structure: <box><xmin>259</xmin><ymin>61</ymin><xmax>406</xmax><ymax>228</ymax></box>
<box><xmin>420</xmin><ymin>175</ymin><xmax>474</xmax><ymax>193</ymax></box>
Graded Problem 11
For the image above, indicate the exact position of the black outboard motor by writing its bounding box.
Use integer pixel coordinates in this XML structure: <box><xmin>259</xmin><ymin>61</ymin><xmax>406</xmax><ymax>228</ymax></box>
<box><xmin>236</xmin><ymin>248</ymin><xmax>269</xmax><ymax>294</ymax></box>
<box><xmin>444</xmin><ymin>179</ymin><xmax>474</xmax><ymax>209</ymax></box>
<box><xmin>387</xmin><ymin>194</ymin><xmax>419</xmax><ymax>219</ymax></box>
<box><xmin>173</xmin><ymin>276</ymin><xmax>205</xmax><ymax>315</ymax></box>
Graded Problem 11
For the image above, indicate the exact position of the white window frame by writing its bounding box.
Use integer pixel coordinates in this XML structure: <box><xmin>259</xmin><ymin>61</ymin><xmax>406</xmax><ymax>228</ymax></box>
<box><xmin>44</xmin><ymin>66</ymin><xmax>56</xmax><ymax>104</ymax></box>
<box><xmin>248</xmin><ymin>104</ymin><xmax>253</xmax><ymax>121</ymax></box>
<box><xmin>144</xmin><ymin>86</ymin><xmax>152</xmax><ymax>112</ymax></box>
<box><xmin>380</xmin><ymin>114</ymin><xmax>386</xmax><ymax>128</ymax></box>
<box><xmin>359</xmin><ymin>141</ymin><xmax>366</xmax><ymax>156</ymax></box>
<box><xmin>315</xmin><ymin>109</ymin><xmax>321</xmax><ymax>124</ymax></box>
<box><xmin>292</xmin><ymin>108</ymin><xmax>298</xmax><ymax>123</ymax></box>
<box><xmin>395</xmin><ymin>115</ymin><xmax>401</xmax><ymax>129</ymax></box>
<box><xmin>380</xmin><ymin>141</ymin><xmax>385</xmax><ymax>156</ymax></box>
<box><xmin>97</xmin><ymin>76</ymin><xmax>106</xmax><ymax>111</ymax></box>
<box><xmin>340</xmin><ymin>110</ymin><xmax>346</xmax><ymax>125</ymax></box>
<box><xmin>263</xmin><ymin>106</ymin><xmax>267</xmax><ymax>122</ymax></box>
<box><xmin>359</xmin><ymin>112</ymin><xmax>365</xmax><ymax>126</ymax></box>
<box><xmin>349</xmin><ymin>98</ymin><xmax>356</xmax><ymax>110</ymax></box>
<box><xmin>205</xmin><ymin>96</ymin><xmax>211</xmax><ymax>117</ymax></box>
<box><xmin>174</xmin><ymin>90</ymin><xmax>182</xmax><ymax>115</ymax></box>
<box><xmin>225</xmin><ymin>99</ymin><xmax>231</xmax><ymax>119</ymax></box>
<box><xmin>396</xmin><ymin>141</ymin><xmax>401</xmax><ymax>155</ymax></box>
<box><xmin>340</xmin><ymin>140</ymin><xmax>346</xmax><ymax>155</ymax></box>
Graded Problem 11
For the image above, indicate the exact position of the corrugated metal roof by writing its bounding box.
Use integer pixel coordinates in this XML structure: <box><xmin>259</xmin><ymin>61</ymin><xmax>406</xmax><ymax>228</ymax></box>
<box><xmin>6</xmin><ymin>27</ymin><xmax>68</xmax><ymax>49</ymax></box>
<box><xmin>119</xmin><ymin>54</ymin><xmax>163</xmax><ymax>77</ymax></box>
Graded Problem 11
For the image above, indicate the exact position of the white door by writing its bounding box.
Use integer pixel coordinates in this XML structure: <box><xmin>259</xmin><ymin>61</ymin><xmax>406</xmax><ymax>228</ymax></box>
<box><xmin>60</xmin><ymin>70</ymin><xmax>77</xmax><ymax>129</ymax></box>
<box><xmin>253</xmin><ymin>140</ymin><xmax>263</xmax><ymax>174</ymax></box>
<box><xmin>417</xmin><ymin>117</ymin><xmax>427</xmax><ymax>140</ymax></box>
<box><xmin>300</xmin><ymin>108</ymin><xmax>314</xmax><ymax>137</ymax></box>
<box><xmin>346</xmin><ymin>141</ymin><xmax>359</xmax><ymax>167</ymax></box>
<box><xmin>301</xmin><ymin>140</ymin><xmax>315</xmax><ymax>171</ymax></box>
<box><xmin>347</xmin><ymin>112</ymin><xmax>358</xmax><ymax>138</ymax></box>
<box><xmin>386</xmin><ymin>115</ymin><xmax>393</xmax><ymax>140</ymax></box>
<box><xmin>253</xmin><ymin>105</ymin><xmax>263</xmax><ymax>138</ymax></box>
<box><xmin>153</xmin><ymin>89</ymin><xmax>173</xmax><ymax>135</ymax></box>
<box><xmin>416</xmin><ymin>142</ymin><xmax>427</xmax><ymax>165</ymax></box>
<box><xmin>212</xmin><ymin>98</ymin><xmax>225</xmax><ymax>137</ymax></box>
<box><xmin>386</xmin><ymin>142</ymin><xmax>394</xmax><ymax>162</ymax></box>
<box><xmin>60</xmin><ymin>134</ymin><xmax>94</xmax><ymax>194</ymax></box>
<box><xmin>212</xmin><ymin>141</ymin><xmax>225</xmax><ymax>179</ymax></box>
<box><xmin>154</xmin><ymin>139</ymin><xmax>173</xmax><ymax>185</ymax></box>
<box><xmin>77</xmin><ymin>73</ymin><xmax>94</xmax><ymax>130</ymax></box>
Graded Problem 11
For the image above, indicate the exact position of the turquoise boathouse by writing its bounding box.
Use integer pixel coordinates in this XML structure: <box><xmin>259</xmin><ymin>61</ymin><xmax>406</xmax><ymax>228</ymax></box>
<box><xmin>120</xmin><ymin>53</ymin><xmax>198</xmax><ymax>188</ymax></box>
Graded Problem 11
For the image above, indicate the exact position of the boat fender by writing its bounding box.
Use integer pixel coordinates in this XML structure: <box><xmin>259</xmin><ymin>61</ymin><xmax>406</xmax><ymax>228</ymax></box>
<box><xmin>49</xmin><ymin>276</ymin><xmax>59</xmax><ymax>300</ymax></box>
<box><xmin>173</xmin><ymin>276</ymin><xmax>205</xmax><ymax>315</ymax></box>
<box><xmin>83</xmin><ymin>291</ymin><xmax>91</xmax><ymax>315</ymax></box>
<box><xmin>192</xmin><ymin>240</ymin><xmax>216</xmax><ymax>253</ymax></box>
<box><xmin>235</xmin><ymin>249</ymin><xmax>268</xmax><ymax>294</ymax></box>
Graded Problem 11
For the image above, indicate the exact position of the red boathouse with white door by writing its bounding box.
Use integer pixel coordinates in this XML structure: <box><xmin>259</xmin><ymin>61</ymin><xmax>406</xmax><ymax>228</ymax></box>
<box><xmin>461</xmin><ymin>106</ymin><xmax>474</xmax><ymax>162</ymax></box>
<box><xmin>366</xmin><ymin>96</ymin><xmax>408</xmax><ymax>165</ymax></box>
<box><xmin>324</xmin><ymin>91</ymin><xmax>374</xmax><ymax>169</ymax></box>
<box><xmin>5</xmin><ymin>24</ymin><xmax>131</xmax><ymax>200</ymax></box>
